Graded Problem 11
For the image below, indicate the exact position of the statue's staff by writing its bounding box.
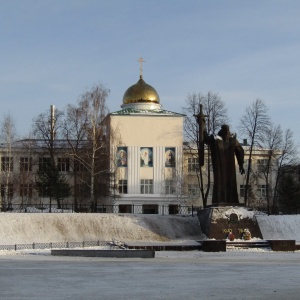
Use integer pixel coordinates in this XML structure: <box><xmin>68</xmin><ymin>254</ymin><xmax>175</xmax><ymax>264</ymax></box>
<box><xmin>194</xmin><ymin>104</ymin><xmax>207</xmax><ymax>167</ymax></box>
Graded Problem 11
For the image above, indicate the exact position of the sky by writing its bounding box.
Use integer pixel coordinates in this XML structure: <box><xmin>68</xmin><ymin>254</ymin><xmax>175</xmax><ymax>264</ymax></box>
<box><xmin>1</xmin><ymin>0</ymin><xmax>300</xmax><ymax>146</ymax></box>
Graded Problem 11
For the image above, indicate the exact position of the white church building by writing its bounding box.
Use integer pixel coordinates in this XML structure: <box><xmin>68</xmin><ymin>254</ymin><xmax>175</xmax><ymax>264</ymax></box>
<box><xmin>107</xmin><ymin>72</ymin><xmax>185</xmax><ymax>214</ymax></box>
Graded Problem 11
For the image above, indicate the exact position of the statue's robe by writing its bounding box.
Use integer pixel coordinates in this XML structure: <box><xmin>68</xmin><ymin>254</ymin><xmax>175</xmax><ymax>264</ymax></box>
<box><xmin>204</xmin><ymin>134</ymin><xmax>244</xmax><ymax>204</ymax></box>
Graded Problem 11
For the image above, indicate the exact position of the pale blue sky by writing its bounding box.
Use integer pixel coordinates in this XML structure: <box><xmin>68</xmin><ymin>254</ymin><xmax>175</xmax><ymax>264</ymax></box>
<box><xmin>1</xmin><ymin>0</ymin><xmax>300</xmax><ymax>146</ymax></box>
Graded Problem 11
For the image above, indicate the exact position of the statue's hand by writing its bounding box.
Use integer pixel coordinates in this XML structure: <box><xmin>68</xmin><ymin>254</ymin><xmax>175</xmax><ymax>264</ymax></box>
<box><xmin>239</xmin><ymin>166</ymin><xmax>245</xmax><ymax>175</ymax></box>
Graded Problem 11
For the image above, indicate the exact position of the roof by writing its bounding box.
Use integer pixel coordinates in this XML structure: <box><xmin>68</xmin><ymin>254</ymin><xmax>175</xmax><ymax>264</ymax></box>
<box><xmin>110</xmin><ymin>108</ymin><xmax>185</xmax><ymax>117</ymax></box>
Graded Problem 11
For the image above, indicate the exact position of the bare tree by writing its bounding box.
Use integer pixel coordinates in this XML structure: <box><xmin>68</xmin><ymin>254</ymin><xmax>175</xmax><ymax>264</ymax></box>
<box><xmin>255</xmin><ymin>124</ymin><xmax>282</xmax><ymax>213</ymax></box>
<box><xmin>32</xmin><ymin>105</ymin><xmax>64</xmax><ymax>164</ymax></box>
<box><xmin>272</xmin><ymin>128</ymin><xmax>298</xmax><ymax>212</ymax></box>
<box><xmin>239</xmin><ymin>99</ymin><xmax>270</xmax><ymax>206</ymax></box>
<box><xmin>72</xmin><ymin>84</ymin><xmax>110</xmax><ymax>211</ymax></box>
<box><xmin>32</xmin><ymin>106</ymin><xmax>68</xmax><ymax>209</ymax></box>
<box><xmin>0</xmin><ymin>115</ymin><xmax>17</xmax><ymax>210</ymax></box>
<box><xmin>63</xmin><ymin>103</ymin><xmax>90</xmax><ymax>211</ymax></box>
<box><xmin>183</xmin><ymin>92</ymin><xmax>228</xmax><ymax>207</ymax></box>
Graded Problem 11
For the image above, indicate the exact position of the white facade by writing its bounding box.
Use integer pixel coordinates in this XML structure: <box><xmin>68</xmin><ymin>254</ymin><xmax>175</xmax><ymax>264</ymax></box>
<box><xmin>108</xmin><ymin>75</ymin><xmax>186</xmax><ymax>213</ymax></box>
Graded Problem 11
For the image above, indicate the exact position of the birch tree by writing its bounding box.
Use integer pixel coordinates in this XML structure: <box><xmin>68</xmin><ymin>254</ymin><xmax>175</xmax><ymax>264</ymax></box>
<box><xmin>239</xmin><ymin>99</ymin><xmax>270</xmax><ymax>206</ymax></box>
<box><xmin>73</xmin><ymin>84</ymin><xmax>110</xmax><ymax>211</ymax></box>
<box><xmin>272</xmin><ymin>128</ymin><xmax>298</xmax><ymax>212</ymax></box>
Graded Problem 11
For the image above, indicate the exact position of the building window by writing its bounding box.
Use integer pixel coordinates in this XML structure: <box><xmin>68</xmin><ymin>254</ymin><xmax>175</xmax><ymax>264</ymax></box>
<box><xmin>243</xmin><ymin>159</ymin><xmax>249</xmax><ymax>171</ymax></box>
<box><xmin>142</xmin><ymin>204</ymin><xmax>158</xmax><ymax>214</ymax></box>
<box><xmin>20</xmin><ymin>184</ymin><xmax>33</xmax><ymax>198</ymax></box>
<box><xmin>20</xmin><ymin>157</ymin><xmax>32</xmax><ymax>172</ymax></box>
<box><xmin>118</xmin><ymin>180</ymin><xmax>128</xmax><ymax>194</ymax></box>
<box><xmin>165</xmin><ymin>180</ymin><xmax>175</xmax><ymax>194</ymax></box>
<box><xmin>258</xmin><ymin>185</ymin><xmax>267</xmax><ymax>198</ymax></box>
<box><xmin>257</xmin><ymin>159</ymin><xmax>268</xmax><ymax>172</ymax></box>
<box><xmin>140</xmin><ymin>179</ymin><xmax>153</xmax><ymax>194</ymax></box>
<box><xmin>1</xmin><ymin>157</ymin><xmax>13</xmax><ymax>172</ymax></box>
<box><xmin>169</xmin><ymin>205</ymin><xmax>179</xmax><ymax>214</ymax></box>
<box><xmin>188</xmin><ymin>184</ymin><xmax>200</xmax><ymax>196</ymax></box>
<box><xmin>74</xmin><ymin>161</ymin><xmax>87</xmax><ymax>172</ymax></box>
<box><xmin>240</xmin><ymin>185</ymin><xmax>252</xmax><ymax>198</ymax></box>
<box><xmin>39</xmin><ymin>157</ymin><xmax>51</xmax><ymax>172</ymax></box>
<box><xmin>188</xmin><ymin>158</ymin><xmax>199</xmax><ymax>173</ymax></box>
<box><xmin>57</xmin><ymin>157</ymin><xmax>70</xmax><ymax>172</ymax></box>
<box><xmin>119</xmin><ymin>204</ymin><xmax>132</xmax><ymax>213</ymax></box>
<box><xmin>0</xmin><ymin>184</ymin><xmax>14</xmax><ymax>200</ymax></box>
<box><xmin>240</xmin><ymin>185</ymin><xmax>246</xmax><ymax>197</ymax></box>
<box><xmin>75</xmin><ymin>183</ymin><xmax>90</xmax><ymax>197</ymax></box>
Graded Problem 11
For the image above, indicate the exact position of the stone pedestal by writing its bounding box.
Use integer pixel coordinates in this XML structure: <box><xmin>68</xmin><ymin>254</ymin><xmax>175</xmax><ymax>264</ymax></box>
<box><xmin>268</xmin><ymin>240</ymin><xmax>296</xmax><ymax>252</ymax></box>
<box><xmin>202</xmin><ymin>240</ymin><xmax>226</xmax><ymax>252</ymax></box>
<box><xmin>197</xmin><ymin>206</ymin><xmax>263</xmax><ymax>240</ymax></box>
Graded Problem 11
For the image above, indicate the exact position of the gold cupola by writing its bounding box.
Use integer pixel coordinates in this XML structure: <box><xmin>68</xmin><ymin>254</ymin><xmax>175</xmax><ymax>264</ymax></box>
<box><xmin>123</xmin><ymin>75</ymin><xmax>160</xmax><ymax>105</ymax></box>
<box><xmin>121</xmin><ymin>75</ymin><xmax>161</xmax><ymax>110</ymax></box>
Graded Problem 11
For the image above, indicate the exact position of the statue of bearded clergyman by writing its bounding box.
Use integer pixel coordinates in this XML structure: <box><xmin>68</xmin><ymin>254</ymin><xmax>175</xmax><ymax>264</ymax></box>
<box><xmin>203</xmin><ymin>125</ymin><xmax>245</xmax><ymax>204</ymax></box>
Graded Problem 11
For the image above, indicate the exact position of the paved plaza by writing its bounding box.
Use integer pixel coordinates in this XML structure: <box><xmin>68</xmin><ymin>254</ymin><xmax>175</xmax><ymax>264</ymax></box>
<box><xmin>0</xmin><ymin>250</ymin><xmax>299</xmax><ymax>300</ymax></box>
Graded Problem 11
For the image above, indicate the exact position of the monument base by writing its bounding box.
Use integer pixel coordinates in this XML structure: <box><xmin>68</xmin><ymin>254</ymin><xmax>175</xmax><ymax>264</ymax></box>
<box><xmin>197</xmin><ymin>206</ymin><xmax>263</xmax><ymax>240</ymax></box>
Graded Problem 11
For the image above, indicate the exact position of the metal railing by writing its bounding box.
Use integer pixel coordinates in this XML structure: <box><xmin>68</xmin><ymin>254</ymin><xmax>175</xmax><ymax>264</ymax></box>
<box><xmin>1</xmin><ymin>203</ymin><xmax>202</xmax><ymax>216</ymax></box>
<box><xmin>0</xmin><ymin>240</ymin><xmax>108</xmax><ymax>251</ymax></box>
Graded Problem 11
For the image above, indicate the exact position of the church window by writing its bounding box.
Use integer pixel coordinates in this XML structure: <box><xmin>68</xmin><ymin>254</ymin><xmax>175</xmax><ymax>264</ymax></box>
<box><xmin>169</xmin><ymin>204</ymin><xmax>179</xmax><ymax>214</ymax></box>
<box><xmin>119</xmin><ymin>204</ymin><xmax>132</xmax><ymax>213</ymax></box>
<box><xmin>118</xmin><ymin>180</ymin><xmax>128</xmax><ymax>194</ymax></box>
<box><xmin>142</xmin><ymin>204</ymin><xmax>158</xmax><ymax>214</ymax></box>
<box><xmin>20</xmin><ymin>157</ymin><xmax>32</xmax><ymax>172</ymax></box>
<box><xmin>188</xmin><ymin>184</ymin><xmax>200</xmax><ymax>196</ymax></box>
<box><xmin>140</xmin><ymin>179</ymin><xmax>153</xmax><ymax>194</ymax></box>
<box><xmin>165</xmin><ymin>180</ymin><xmax>175</xmax><ymax>194</ymax></box>
<box><xmin>1</xmin><ymin>157</ymin><xmax>13</xmax><ymax>172</ymax></box>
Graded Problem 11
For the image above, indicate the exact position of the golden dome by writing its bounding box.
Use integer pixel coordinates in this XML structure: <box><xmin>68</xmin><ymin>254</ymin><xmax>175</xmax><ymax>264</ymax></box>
<box><xmin>123</xmin><ymin>76</ymin><xmax>160</xmax><ymax>104</ymax></box>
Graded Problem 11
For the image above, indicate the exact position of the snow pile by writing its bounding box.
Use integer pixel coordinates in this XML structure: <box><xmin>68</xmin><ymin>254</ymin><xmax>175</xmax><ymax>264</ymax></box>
<box><xmin>256</xmin><ymin>215</ymin><xmax>300</xmax><ymax>242</ymax></box>
<box><xmin>211</xmin><ymin>206</ymin><xmax>264</xmax><ymax>222</ymax></box>
<box><xmin>0</xmin><ymin>212</ymin><xmax>299</xmax><ymax>246</ymax></box>
<box><xmin>0</xmin><ymin>213</ymin><xmax>202</xmax><ymax>245</ymax></box>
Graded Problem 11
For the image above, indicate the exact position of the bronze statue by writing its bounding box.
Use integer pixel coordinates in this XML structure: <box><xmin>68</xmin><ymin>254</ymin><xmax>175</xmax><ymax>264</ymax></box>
<box><xmin>204</xmin><ymin>124</ymin><xmax>245</xmax><ymax>204</ymax></box>
<box><xmin>195</xmin><ymin>107</ymin><xmax>245</xmax><ymax>204</ymax></box>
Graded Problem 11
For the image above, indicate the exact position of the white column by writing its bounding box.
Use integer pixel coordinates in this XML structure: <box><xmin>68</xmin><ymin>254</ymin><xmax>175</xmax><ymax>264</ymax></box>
<box><xmin>128</xmin><ymin>146</ymin><xmax>140</xmax><ymax>194</ymax></box>
<box><xmin>153</xmin><ymin>146</ymin><xmax>164</xmax><ymax>194</ymax></box>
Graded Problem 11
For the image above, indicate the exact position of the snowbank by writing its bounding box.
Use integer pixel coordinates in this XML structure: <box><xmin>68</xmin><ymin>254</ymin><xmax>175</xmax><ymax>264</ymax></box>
<box><xmin>0</xmin><ymin>212</ymin><xmax>299</xmax><ymax>246</ymax></box>
<box><xmin>256</xmin><ymin>215</ymin><xmax>300</xmax><ymax>242</ymax></box>
<box><xmin>0</xmin><ymin>213</ymin><xmax>202</xmax><ymax>245</ymax></box>
<box><xmin>211</xmin><ymin>206</ymin><xmax>260</xmax><ymax>221</ymax></box>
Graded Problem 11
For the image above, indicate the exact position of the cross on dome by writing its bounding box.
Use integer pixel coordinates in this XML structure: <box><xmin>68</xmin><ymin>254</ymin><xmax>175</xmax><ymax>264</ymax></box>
<box><xmin>137</xmin><ymin>57</ymin><xmax>145</xmax><ymax>78</ymax></box>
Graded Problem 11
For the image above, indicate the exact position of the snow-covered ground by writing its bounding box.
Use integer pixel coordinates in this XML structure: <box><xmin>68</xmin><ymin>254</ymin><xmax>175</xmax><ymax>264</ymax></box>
<box><xmin>0</xmin><ymin>213</ymin><xmax>204</xmax><ymax>245</ymax></box>
<box><xmin>0</xmin><ymin>210</ymin><xmax>299</xmax><ymax>253</ymax></box>
<box><xmin>0</xmin><ymin>212</ymin><xmax>299</xmax><ymax>299</ymax></box>
<box><xmin>257</xmin><ymin>215</ymin><xmax>300</xmax><ymax>241</ymax></box>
